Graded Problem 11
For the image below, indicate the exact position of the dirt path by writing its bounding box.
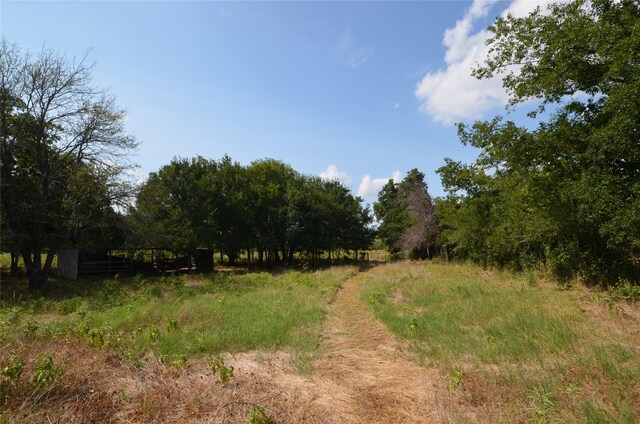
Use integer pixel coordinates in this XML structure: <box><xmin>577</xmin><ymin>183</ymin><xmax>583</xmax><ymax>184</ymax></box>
<box><xmin>4</xmin><ymin>269</ymin><xmax>452</xmax><ymax>423</ymax></box>
<box><xmin>307</xmin><ymin>271</ymin><xmax>446</xmax><ymax>423</ymax></box>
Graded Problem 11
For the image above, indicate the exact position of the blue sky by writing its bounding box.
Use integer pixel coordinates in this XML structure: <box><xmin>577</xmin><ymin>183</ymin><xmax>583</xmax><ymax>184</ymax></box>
<box><xmin>2</xmin><ymin>0</ymin><xmax>545</xmax><ymax>202</ymax></box>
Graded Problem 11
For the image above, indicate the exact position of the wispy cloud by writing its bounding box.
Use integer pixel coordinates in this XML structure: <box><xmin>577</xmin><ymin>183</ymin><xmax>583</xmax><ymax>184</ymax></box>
<box><xmin>357</xmin><ymin>170</ymin><xmax>401</xmax><ymax>200</ymax></box>
<box><xmin>320</xmin><ymin>164</ymin><xmax>352</xmax><ymax>185</ymax></box>
<box><xmin>335</xmin><ymin>28</ymin><xmax>375</xmax><ymax>69</ymax></box>
<box><xmin>393</xmin><ymin>101</ymin><xmax>400</xmax><ymax>109</ymax></box>
<box><xmin>415</xmin><ymin>0</ymin><xmax>546</xmax><ymax>125</ymax></box>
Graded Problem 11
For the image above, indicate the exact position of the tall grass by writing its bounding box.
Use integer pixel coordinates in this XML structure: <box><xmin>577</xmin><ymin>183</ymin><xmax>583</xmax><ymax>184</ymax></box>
<box><xmin>1</xmin><ymin>267</ymin><xmax>357</xmax><ymax>372</ymax></box>
<box><xmin>362</xmin><ymin>261</ymin><xmax>640</xmax><ymax>423</ymax></box>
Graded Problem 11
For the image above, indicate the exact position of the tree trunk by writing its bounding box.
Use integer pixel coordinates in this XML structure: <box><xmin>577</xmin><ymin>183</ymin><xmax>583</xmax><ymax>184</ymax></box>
<box><xmin>10</xmin><ymin>251</ymin><xmax>19</xmax><ymax>275</ymax></box>
<box><xmin>21</xmin><ymin>245</ymin><xmax>56</xmax><ymax>290</ymax></box>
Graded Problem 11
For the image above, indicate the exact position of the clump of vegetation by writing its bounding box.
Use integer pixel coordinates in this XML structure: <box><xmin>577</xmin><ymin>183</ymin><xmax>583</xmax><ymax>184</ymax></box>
<box><xmin>609</xmin><ymin>279</ymin><xmax>640</xmax><ymax>301</ymax></box>
<box><xmin>246</xmin><ymin>404</ymin><xmax>273</xmax><ymax>424</ymax></box>
<box><xmin>1</xmin><ymin>354</ymin><xmax>24</xmax><ymax>402</ymax></box>
<box><xmin>447</xmin><ymin>367</ymin><xmax>463</xmax><ymax>392</ymax></box>
<box><xmin>210</xmin><ymin>355</ymin><xmax>234</xmax><ymax>387</ymax></box>
<box><xmin>433</xmin><ymin>0</ymin><xmax>640</xmax><ymax>285</ymax></box>
<box><xmin>32</xmin><ymin>353</ymin><xmax>64</xmax><ymax>390</ymax></box>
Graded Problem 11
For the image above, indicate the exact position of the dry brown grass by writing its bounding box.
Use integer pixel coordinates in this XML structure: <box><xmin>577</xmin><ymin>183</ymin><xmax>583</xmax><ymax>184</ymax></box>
<box><xmin>6</xmin><ymin>263</ymin><xmax>636</xmax><ymax>423</ymax></box>
<box><xmin>1</xmin><ymin>270</ymin><xmax>460</xmax><ymax>423</ymax></box>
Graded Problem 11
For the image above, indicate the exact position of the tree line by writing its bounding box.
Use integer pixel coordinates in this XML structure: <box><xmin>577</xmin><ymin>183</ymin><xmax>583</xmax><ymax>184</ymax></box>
<box><xmin>127</xmin><ymin>155</ymin><xmax>374</xmax><ymax>266</ymax></box>
<box><xmin>2</xmin><ymin>0</ymin><xmax>638</xmax><ymax>289</ymax></box>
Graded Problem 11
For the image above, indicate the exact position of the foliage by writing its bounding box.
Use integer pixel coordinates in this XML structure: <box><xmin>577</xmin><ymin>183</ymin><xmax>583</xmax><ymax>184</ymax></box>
<box><xmin>437</xmin><ymin>0</ymin><xmax>640</xmax><ymax>283</ymax></box>
<box><xmin>32</xmin><ymin>353</ymin><xmax>64</xmax><ymax>389</ymax></box>
<box><xmin>246</xmin><ymin>404</ymin><xmax>273</xmax><ymax>424</ymax></box>
<box><xmin>374</xmin><ymin>169</ymin><xmax>438</xmax><ymax>258</ymax></box>
<box><xmin>129</xmin><ymin>156</ymin><xmax>373</xmax><ymax>265</ymax></box>
<box><xmin>447</xmin><ymin>366</ymin><xmax>464</xmax><ymax>392</ymax></box>
<box><xmin>0</xmin><ymin>40</ymin><xmax>136</xmax><ymax>289</ymax></box>
<box><xmin>210</xmin><ymin>355</ymin><xmax>234</xmax><ymax>387</ymax></box>
<box><xmin>609</xmin><ymin>279</ymin><xmax>640</xmax><ymax>301</ymax></box>
<box><xmin>1</xmin><ymin>354</ymin><xmax>24</xmax><ymax>402</ymax></box>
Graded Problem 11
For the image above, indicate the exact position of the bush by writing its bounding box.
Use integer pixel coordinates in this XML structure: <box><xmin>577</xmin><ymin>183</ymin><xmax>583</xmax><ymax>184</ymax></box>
<box><xmin>1</xmin><ymin>354</ymin><xmax>25</xmax><ymax>402</ymax></box>
<box><xmin>32</xmin><ymin>353</ymin><xmax>64</xmax><ymax>389</ymax></box>
<box><xmin>609</xmin><ymin>279</ymin><xmax>640</xmax><ymax>301</ymax></box>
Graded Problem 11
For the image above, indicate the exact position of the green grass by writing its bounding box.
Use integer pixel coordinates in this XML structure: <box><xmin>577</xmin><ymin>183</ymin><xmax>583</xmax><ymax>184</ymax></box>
<box><xmin>1</xmin><ymin>267</ymin><xmax>358</xmax><ymax>372</ymax></box>
<box><xmin>362</xmin><ymin>261</ymin><xmax>640</xmax><ymax>423</ymax></box>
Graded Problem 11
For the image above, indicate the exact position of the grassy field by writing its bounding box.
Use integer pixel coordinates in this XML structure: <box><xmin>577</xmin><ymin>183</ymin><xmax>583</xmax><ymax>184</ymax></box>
<box><xmin>361</xmin><ymin>261</ymin><xmax>640</xmax><ymax>423</ymax></box>
<box><xmin>1</xmin><ymin>267</ymin><xmax>358</xmax><ymax>372</ymax></box>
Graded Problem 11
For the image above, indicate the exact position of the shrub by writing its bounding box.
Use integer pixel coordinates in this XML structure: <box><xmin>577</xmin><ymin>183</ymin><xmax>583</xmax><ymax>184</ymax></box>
<box><xmin>246</xmin><ymin>404</ymin><xmax>273</xmax><ymax>424</ymax></box>
<box><xmin>609</xmin><ymin>279</ymin><xmax>640</xmax><ymax>301</ymax></box>
<box><xmin>1</xmin><ymin>354</ymin><xmax>25</xmax><ymax>402</ymax></box>
<box><xmin>32</xmin><ymin>353</ymin><xmax>64</xmax><ymax>389</ymax></box>
<box><xmin>210</xmin><ymin>355</ymin><xmax>234</xmax><ymax>387</ymax></box>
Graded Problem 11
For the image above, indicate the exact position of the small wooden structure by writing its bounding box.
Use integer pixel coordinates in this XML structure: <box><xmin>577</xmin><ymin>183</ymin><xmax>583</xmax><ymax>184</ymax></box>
<box><xmin>57</xmin><ymin>248</ymin><xmax>214</xmax><ymax>280</ymax></box>
<box><xmin>58</xmin><ymin>249</ymin><xmax>133</xmax><ymax>280</ymax></box>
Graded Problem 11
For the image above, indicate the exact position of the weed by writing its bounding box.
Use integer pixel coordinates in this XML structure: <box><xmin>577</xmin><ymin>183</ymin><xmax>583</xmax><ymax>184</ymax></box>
<box><xmin>0</xmin><ymin>307</ymin><xmax>21</xmax><ymax>326</ymax></box>
<box><xmin>528</xmin><ymin>384</ymin><xmax>557</xmax><ymax>423</ymax></box>
<box><xmin>1</xmin><ymin>354</ymin><xmax>24</xmax><ymax>402</ymax></box>
<box><xmin>32</xmin><ymin>353</ymin><xmax>64</xmax><ymax>390</ymax></box>
<box><xmin>166</xmin><ymin>319</ymin><xmax>178</xmax><ymax>331</ymax></box>
<box><xmin>145</xmin><ymin>326</ymin><xmax>160</xmax><ymax>342</ymax></box>
<box><xmin>246</xmin><ymin>404</ymin><xmax>273</xmax><ymax>424</ymax></box>
<box><xmin>408</xmin><ymin>318</ymin><xmax>418</xmax><ymax>331</ymax></box>
<box><xmin>87</xmin><ymin>327</ymin><xmax>106</xmax><ymax>348</ymax></box>
<box><xmin>367</xmin><ymin>292</ymin><xmax>385</xmax><ymax>305</ymax></box>
<box><xmin>56</xmin><ymin>297</ymin><xmax>83</xmax><ymax>315</ymax></box>
<box><xmin>210</xmin><ymin>355</ymin><xmax>234</xmax><ymax>387</ymax></box>
<box><xmin>23</xmin><ymin>320</ymin><xmax>39</xmax><ymax>335</ymax></box>
<box><xmin>447</xmin><ymin>367</ymin><xmax>464</xmax><ymax>392</ymax></box>
<box><xmin>160</xmin><ymin>354</ymin><xmax>188</xmax><ymax>369</ymax></box>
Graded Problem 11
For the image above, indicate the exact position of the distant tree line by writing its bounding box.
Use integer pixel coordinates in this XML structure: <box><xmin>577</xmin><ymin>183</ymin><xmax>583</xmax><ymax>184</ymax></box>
<box><xmin>127</xmin><ymin>156</ymin><xmax>374</xmax><ymax>267</ymax></box>
<box><xmin>0</xmin><ymin>40</ymin><xmax>373</xmax><ymax>289</ymax></box>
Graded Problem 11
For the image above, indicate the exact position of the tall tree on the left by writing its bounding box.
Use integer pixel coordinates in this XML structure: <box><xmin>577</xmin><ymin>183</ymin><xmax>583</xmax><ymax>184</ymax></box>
<box><xmin>0</xmin><ymin>40</ymin><xmax>137</xmax><ymax>289</ymax></box>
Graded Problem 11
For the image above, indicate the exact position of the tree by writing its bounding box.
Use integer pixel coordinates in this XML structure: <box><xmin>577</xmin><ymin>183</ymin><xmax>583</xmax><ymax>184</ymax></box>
<box><xmin>0</xmin><ymin>41</ymin><xmax>137</xmax><ymax>289</ymax></box>
<box><xmin>128</xmin><ymin>157</ymin><xmax>216</xmax><ymax>253</ymax></box>
<box><xmin>397</xmin><ymin>169</ymin><xmax>438</xmax><ymax>259</ymax></box>
<box><xmin>211</xmin><ymin>155</ymin><xmax>251</xmax><ymax>265</ymax></box>
<box><xmin>246</xmin><ymin>159</ymin><xmax>297</xmax><ymax>266</ymax></box>
<box><xmin>438</xmin><ymin>0</ymin><xmax>640</xmax><ymax>282</ymax></box>
<box><xmin>374</xmin><ymin>169</ymin><xmax>438</xmax><ymax>258</ymax></box>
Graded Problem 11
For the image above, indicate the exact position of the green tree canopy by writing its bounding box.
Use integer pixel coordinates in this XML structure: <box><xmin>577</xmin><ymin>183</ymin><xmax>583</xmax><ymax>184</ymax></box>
<box><xmin>438</xmin><ymin>0</ymin><xmax>639</xmax><ymax>282</ymax></box>
<box><xmin>0</xmin><ymin>41</ymin><xmax>137</xmax><ymax>289</ymax></box>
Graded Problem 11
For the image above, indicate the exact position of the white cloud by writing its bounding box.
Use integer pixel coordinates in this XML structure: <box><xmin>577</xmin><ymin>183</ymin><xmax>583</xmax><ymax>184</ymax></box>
<box><xmin>415</xmin><ymin>0</ymin><xmax>547</xmax><ymax>125</ymax></box>
<box><xmin>357</xmin><ymin>170</ymin><xmax>401</xmax><ymax>200</ymax></box>
<box><xmin>393</xmin><ymin>101</ymin><xmax>400</xmax><ymax>109</ymax></box>
<box><xmin>320</xmin><ymin>164</ymin><xmax>352</xmax><ymax>185</ymax></box>
<box><xmin>336</xmin><ymin>28</ymin><xmax>375</xmax><ymax>69</ymax></box>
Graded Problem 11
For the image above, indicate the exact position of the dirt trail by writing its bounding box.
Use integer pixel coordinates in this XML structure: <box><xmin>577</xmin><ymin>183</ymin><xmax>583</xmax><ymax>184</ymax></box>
<box><xmin>306</xmin><ymin>271</ymin><xmax>446</xmax><ymax>423</ymax></box>
<box><xmin>4</xmin><ymin>269</ymin><xmax>452</xmax><ymax>423</ymax></box>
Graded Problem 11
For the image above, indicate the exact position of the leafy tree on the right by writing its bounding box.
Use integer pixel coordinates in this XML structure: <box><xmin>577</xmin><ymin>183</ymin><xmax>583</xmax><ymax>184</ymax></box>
<box><xmin>437</xmin><ymin>0</ymin><xmax>640</xmax><ymax>283</ymax></box>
